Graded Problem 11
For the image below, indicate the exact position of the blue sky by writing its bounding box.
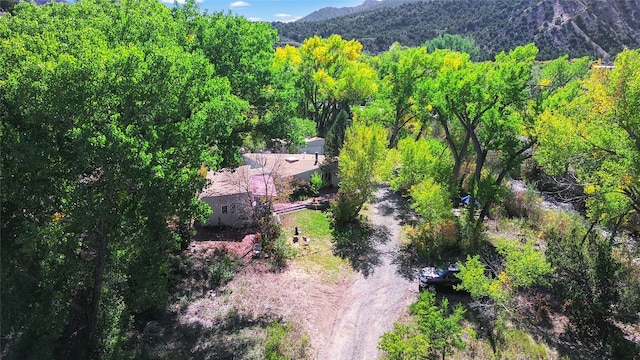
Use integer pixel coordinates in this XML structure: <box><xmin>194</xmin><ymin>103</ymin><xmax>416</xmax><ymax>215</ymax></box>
<box><xmin>162</xmin><ymin>0</ymin><xmax>366</xmax><ymax>23</ymax></box>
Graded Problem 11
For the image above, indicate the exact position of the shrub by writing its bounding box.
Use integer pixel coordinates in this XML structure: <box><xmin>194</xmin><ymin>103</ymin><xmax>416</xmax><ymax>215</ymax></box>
<box><xmin>379</xmin><ymin>291</ymin><xmax>466</xmax><ymax>360</ymax></box>
<box><xmin>407</xmin><ymin>220</ymin><xmax>460</xmax><ymax>265</ymax></box>
<box><xmin>502</xmin><ymin>186</ymin><xmax>542</xmax><ymax>222</ymax></box>
<box><xmin>310</xmin><ymin>172</ymin><xmax>324</xmax><ymax>196</ymax></box>
<box><xmin>208</xmin><ymin>255</ymin><xmax>239</xmax><ymax>287</ymax></box>
<box><xmin>264</xmin><ymin>320</ymin><xmax>309</xmax><ymax>360</ymax></box>
<box><xmin>288</xmin><ymin>177</ymin><xmax>313</xmax><ymax>201</ymax></box>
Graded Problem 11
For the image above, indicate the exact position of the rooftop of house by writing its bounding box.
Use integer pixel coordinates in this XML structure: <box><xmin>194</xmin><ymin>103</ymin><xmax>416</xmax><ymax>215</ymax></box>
<box><xmin>304</xmin><ymin>136</ymin><xmax>325</xmax><ymax>144</ymax></box>
<box><xmin>242</xmin><ymin>153</ymin><xmax>325</xmax><ymax>178</ymax></box>
<box><xmin>200</xmin><ymin>164</ymin><xmax>278</xmax><ymax>198</ymax></box>
<box><xmin>200</xmin><ymin>165</ymin><xmax>252</xmax><ymax>198</ymax></box>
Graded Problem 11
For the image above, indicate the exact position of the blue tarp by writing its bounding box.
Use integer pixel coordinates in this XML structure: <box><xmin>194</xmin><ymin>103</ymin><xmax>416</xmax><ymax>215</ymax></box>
<box><xmin>461</xmin><ymin>195</ymin><xmax>479</xmax><ymax>205</ymax></box>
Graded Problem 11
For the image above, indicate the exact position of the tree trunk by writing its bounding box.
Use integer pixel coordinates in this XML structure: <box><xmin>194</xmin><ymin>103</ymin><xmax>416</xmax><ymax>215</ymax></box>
<box><xmin>86</xmin><ymin>224</ymin><xmax>109</xmax><ymax>355</ymax></box>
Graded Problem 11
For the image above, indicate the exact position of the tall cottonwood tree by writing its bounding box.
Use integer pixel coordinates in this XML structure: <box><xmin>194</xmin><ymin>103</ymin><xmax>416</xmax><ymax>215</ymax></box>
<box><xmin>174</xmin><ymin>1</ymin><xmax>316</xmax><ymax>159</ymax></box>
<box><xmin>333</xmin><ymin>122</ymin><xmax>389</xmax><ymax>224</ymax></box>
<box><xmin>274</xmin><ymin>35</ymin><xmax>378</xmax><ymax>152</ymax></box>
<box><xmin>365</xmin><ymin>43</ymin><xmax>430</xmax><ymax>148</ymax></box>
<box><xmin>0</xmin><ymin>0</ymin><xmax>248</xmax><ymax>357</ymax></box>
<box><xmin>535</xmin><ymin>49</ymin><xmax>640</xmax><ymax>231</ymax></box>
<box><xmin>412</xmin><ymin>45</ymin><xmax>589</xmax><ymax>246</ymax></box>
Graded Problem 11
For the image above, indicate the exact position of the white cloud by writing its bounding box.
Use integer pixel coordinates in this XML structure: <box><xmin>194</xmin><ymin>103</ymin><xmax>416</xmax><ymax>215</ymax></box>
<box><xmin>273</xmin><ymin>13</ymin><xmax>301</xmax><ymax>22</ymax></box>
<box><xmin>230</xmin><ymin>1</ymin><xmax>250</xmax><ymax>7</ymax></box>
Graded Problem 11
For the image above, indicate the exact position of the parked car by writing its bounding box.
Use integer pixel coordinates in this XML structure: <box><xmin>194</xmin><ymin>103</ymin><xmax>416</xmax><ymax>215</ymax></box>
<box><xmin>418</xmin><ymin>263</ymin><xmax>462</xmax><ymax>292</ymax></box>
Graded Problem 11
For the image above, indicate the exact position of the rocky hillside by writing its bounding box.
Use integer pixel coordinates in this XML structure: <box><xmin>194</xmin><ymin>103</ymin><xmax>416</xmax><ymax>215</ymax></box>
<box><xmin>274</xmin><ymin>0</ymin><xmax>640</xmax><ymax>61</ymax></box>
<box><xmin>297</xmin><ymin>0</ymin><xmax>428</xmax><ymax>23</ymax></box>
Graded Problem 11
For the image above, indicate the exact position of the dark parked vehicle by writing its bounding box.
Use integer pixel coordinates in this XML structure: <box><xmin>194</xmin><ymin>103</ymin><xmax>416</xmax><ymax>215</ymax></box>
<box><xmin>418</xmin><ymin>263</ymin><xmax>461</xmax><ymax>292</ymax></box>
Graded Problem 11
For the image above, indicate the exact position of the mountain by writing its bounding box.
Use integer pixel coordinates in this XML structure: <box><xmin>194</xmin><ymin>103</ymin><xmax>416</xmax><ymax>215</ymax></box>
<box><xmin>273</xmin><ymin>0</ymin><xmax>640</xmax><ymax>61</ymax></box>
<box><xmin>297</xmin><ymin>0</ymin><xmax>428</xmax><ymax>23</ymax></box>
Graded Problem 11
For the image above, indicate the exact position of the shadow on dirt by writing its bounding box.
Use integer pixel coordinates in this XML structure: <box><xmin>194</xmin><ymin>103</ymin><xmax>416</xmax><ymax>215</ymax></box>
<box><xmin>332</xmin><ymin>219</ymin><xmax>390</xmax><ymax>277</ymax></box>
<box><xmin>390</xmin><ymin>241</ymin><xmax>420</xmax><ymax>281</ymax></box>
<box><xmin>373</xmin><ymin>185</ymin><xmax>416</xmax><ymax>226</ymax></box>
<box><xmin>135</xmin><ymin>310</ymin><xmax>276</xmax><ymax>360</ymax></box>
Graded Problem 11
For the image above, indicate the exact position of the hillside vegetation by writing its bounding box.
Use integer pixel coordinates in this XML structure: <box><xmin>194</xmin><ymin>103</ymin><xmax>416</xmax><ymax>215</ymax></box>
<box><xmin>274</xmin><ymin>0</ymin><xmax>640</xmax><ymax>60</ymax></box>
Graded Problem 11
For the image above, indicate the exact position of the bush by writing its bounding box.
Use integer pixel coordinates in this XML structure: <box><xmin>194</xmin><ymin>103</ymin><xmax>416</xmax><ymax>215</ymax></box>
<box><xmin>208</xmin><ymin>255</ymin><xmax>239</xmax><ymax>287</ymax></box>
<box><xmin>379</xmin><ymin>291</ymin><xmax>466</xmax><ymax>360</ymax></box>
<box><xmin>407</xmin><ymin>220</ymin><xmax>460</xmax><ymax>265</ymax></box>
<box><xmin>264</xmin><ymin>320</ymin><xmax>309</xmax><ymax>360</ymax></box>
<box><xmin>269</xmin><ymin>237</ymin><xmax>297</xmax><ymax>271</ymax></box>
<box><xmin>310</xmin><ymin>172</ymin><xmax>324</xmax><ymax>196</ymax></box>
<box><xmin>502</xmin><ymin>186</ymin><xmax>542</xmax><ymax>222</ymax></box>
<box><xmin>288</xmin><ymin>178</ymin><xmax>313</xmax><ymax>201</ymax></box>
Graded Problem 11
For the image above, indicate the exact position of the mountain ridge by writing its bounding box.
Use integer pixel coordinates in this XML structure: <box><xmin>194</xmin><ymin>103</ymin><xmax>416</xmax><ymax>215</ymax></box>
<box><xmin>274</xmin><ymin>0</ymin><xmax>640</xmax><ymax>61</ymax></box>
<box><xmin>297</xmin><ymin>0</ymin><xmax>428</xmax><ymax>23</ymax></box>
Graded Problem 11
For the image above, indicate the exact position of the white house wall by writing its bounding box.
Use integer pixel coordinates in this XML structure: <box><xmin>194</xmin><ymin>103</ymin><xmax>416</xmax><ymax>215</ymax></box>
<box><xmin>201</xmin><ymin>193</ymin><xmax>253</xmax><ymax>227</ymax></box>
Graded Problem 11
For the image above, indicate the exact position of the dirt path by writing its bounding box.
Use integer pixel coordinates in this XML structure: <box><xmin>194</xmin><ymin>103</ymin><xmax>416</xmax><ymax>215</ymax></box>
<box><xmin>318</xmin><ymin>185</ymin><xmax>417</xmax><ymax>359</ymax></box>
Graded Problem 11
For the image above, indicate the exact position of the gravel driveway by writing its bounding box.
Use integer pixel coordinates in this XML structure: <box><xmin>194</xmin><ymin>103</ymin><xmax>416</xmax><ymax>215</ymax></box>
<box><xmin>318</xmin><ymin>185</ymin><xmax>417</xmax><ymax>359</ymax></box>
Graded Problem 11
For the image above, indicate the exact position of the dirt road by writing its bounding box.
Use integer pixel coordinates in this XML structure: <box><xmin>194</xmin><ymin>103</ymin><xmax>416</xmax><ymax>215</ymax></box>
<box><xmin>318</xmin><ymin>185</ymin><xmax>417</xmax><ymax>359</ymax></box>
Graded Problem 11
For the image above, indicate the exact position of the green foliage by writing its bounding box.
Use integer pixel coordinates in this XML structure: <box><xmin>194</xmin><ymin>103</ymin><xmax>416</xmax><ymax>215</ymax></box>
<box><xmin>333</xmin><ymin>122</ymin><xmax>388</xmax><ymax>224</ymax></box>
<box><xmin>410</xmin><ymin>178</ymin><xmax>453</xmax><ymax>226</ymax></box>
<box><xmin>310</xmin><ymin>172</ymin><xmax>324</xmax><ymax>196</ymax></box>
<box><xmin>0</xmin><ymin>0</ymin><xmax>264</xmax><ymax>356</ymax></box>
<box><xmin>325</xmin><ymin>107</ymin><xmax>352</xmax><ymax>156</ymax></box>
<box><xmin>457</xmin><ymin>239</ymin><xmax>552</xmax><ymax>302</ymax></box>
<box><xmin>496</xmin><ymin>238</ymin><xmax>553</xmax><ymax>290</ymax></box>
<box><xmin>208</xmin><ymin>255</ymin><xmax>239</xmax><ymax>287</ymax></box>
<box><xmin>274</xmin><ymin>34</ymin><xmax>378</xmax><ymax>149</ymax></box>
<box><xmin>264</xmin><ymin>320</ymin><xmax>309</xmax><ymax>360</ymax></box>
<box><xmin>424</xmin><ymin>34</ymin><xmax>480</xmax><ymax>59</ymax></box>
<box><xmin>545</xmin><ymin>226</ymin><xmax>622</xmax><ymax>346</ymax></box>
<box><xmin>365</xmin><ymin>44</ymin><xmax>430</xmax><ymax>147</ymax></box>
<box><xmin>379</xmin><ymin>323</ymin><xmax>431</xmax><ymax>360</ymax></box>
<box><xmin>391</xmin><ymin>137</ymin><xmax>452</xmax><ymax>193</ymax></box>
<box><xmin>535</xmin><ymin>49</ymin><xmax>640</xmax><ymax>230</ymax></box>
<box><xmin>256</xmin><ymin>208</ymin><xmax>292</xmax><ymax>270</ymax></box>
<box><xmin>411</xmin><ymin>44</ymin><xmax>541</xmax><ymax>239</ymax></box>
<box><xmin>456</xmin><ymin>255</ymin><xmax>496</xmax><ymax>300</ymax></box>
<box><xmin>498</xmin><ymin>328</ymin><xmax>549</xmax><ymax>359</ymax></box>
<box><xmin>379</xmin><ymin>291</ymin><xmax>466</xmax><ymax>360</ymax></box>
<box><xmin>265</xmin><ymin>321</ymin><xmax>292</xmax><ymax>360</ymax></box>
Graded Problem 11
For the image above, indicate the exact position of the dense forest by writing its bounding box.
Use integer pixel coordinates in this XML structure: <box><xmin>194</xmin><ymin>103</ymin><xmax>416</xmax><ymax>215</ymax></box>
<box><xmin>274</xmin><ymin>0</ymin><xmax>640</xmax><ymax>61</ymax></box>
<box><xmin>1</xmin><ymin>0</ymin><xmax>639</xmax><ymax>358</ymax></box>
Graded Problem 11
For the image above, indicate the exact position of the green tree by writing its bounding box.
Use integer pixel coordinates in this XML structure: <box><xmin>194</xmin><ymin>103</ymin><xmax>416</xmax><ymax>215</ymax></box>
<box><xmin>390</xmin><ymin>137</ymin><xmax>452</xmax><ymax>193</ymax></box>
<box><xmin>535</xmin><ymin>50</ymin><xmax>640</xmax><ymax>231</ymax></box>
<box><xmin>379</xmin><ymin>291</ymin><xmax>466</xmax><ymax>360</ymax></box>
<box><xmin>414</xmin><ymin>45</ymin><xmax>589</xmax><ymax>248</ymax></box>
<box><xmin>410</xmin><ymin>178</ymin><xmax>453</xmax><ymax>227</ymax></box>
<box><xmin>332</xmin><ymin>122</ymin><xmax>389</xmax><ymax>224</ymax></box>
<box><xmin>366</xmin><ymin>43</ymin><xmax>430</xmax><ymax>148</ymax></box>
<box><xmin>173</xmin><ymin>0</ymin><xmax>303</xmax><ymax>163</ymax></box>
<box><xmin>0</xmin><ymin>1</ymin><xmax>247</xmax><ymax>357</ymax></box>
<box><xmin>274</xmin><ymin>35</ymin><xmax>378</xmax><ymax>153</ymax></box>
<box><xmin>545</xmin><ymin>225</ymin><xmax>622</xmax><ymax>350</ymax></box>
<box><xmin>424</xmin><ymin>34</ymin><xmax>480</xmax><ymax>60</ymax></box>
<box><xmin>455</xmin><ymin>239</ymin><xmax>551</xmax><ymax>353</ymax></box>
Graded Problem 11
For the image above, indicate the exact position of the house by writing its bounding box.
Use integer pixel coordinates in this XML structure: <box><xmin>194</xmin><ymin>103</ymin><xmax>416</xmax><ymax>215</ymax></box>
<box><xmin>199</xmin><ymin>165</ymin><xmax>276</xmax><ymax>227</ymax></box>
<box><xmin>297</xmin><ymin>137</ymin><xmax>325</xmax><ymax>155</ymax></box>
<box><xmin>199</xmin><ymin>152</ymin><xmax>339</xmax><ymax>228</ymax></box>
<box><xmin>271</xmin><ymin>137</ymin><xmax>326</xmax><ymax>155</ymax></box>
<box><xmin>242</xmin><ymin>152</ymin><xmax>339</xmax><ymax>187</ymax></box>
